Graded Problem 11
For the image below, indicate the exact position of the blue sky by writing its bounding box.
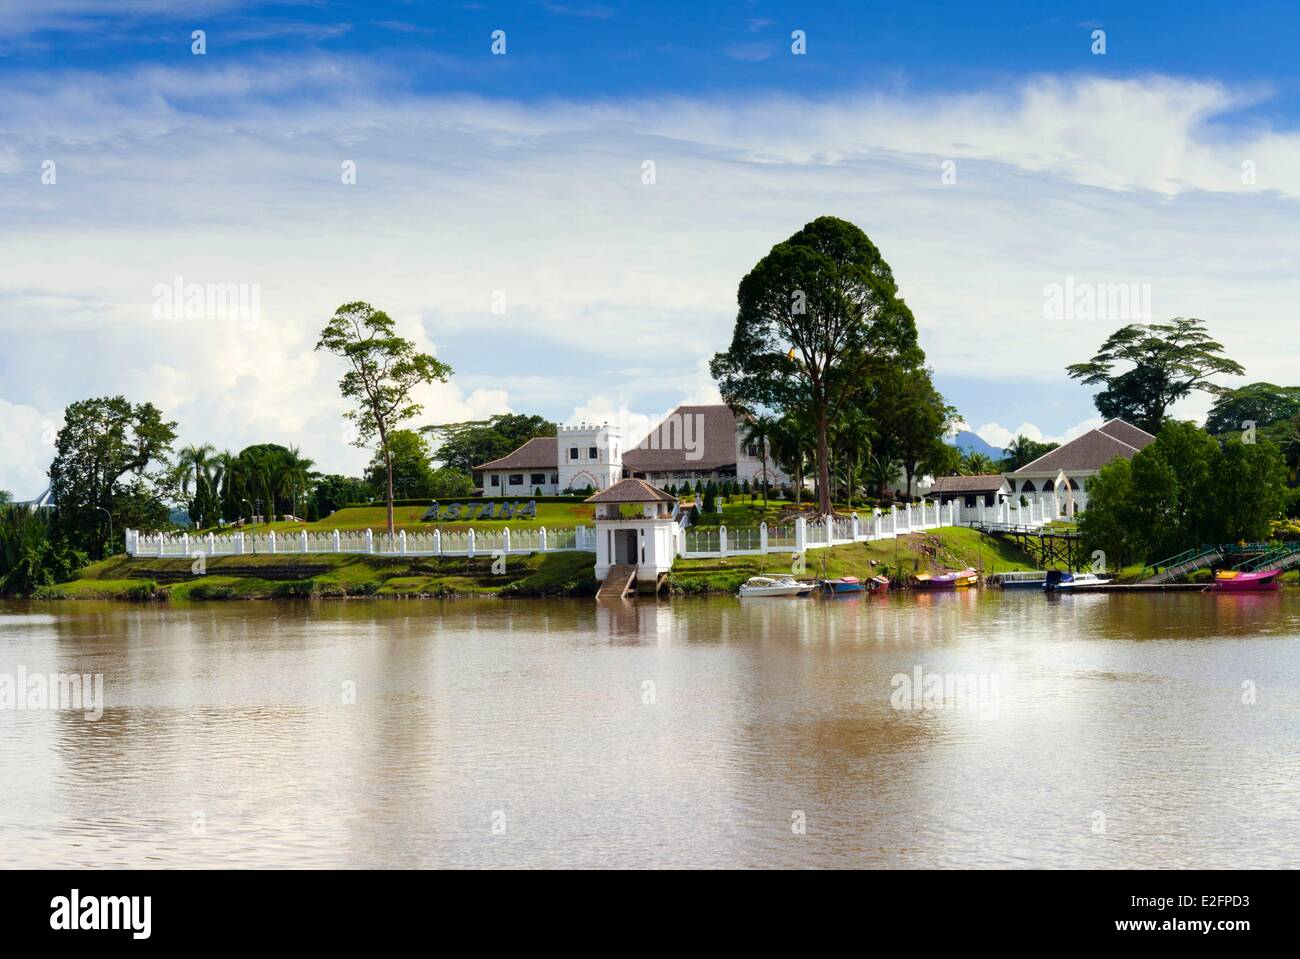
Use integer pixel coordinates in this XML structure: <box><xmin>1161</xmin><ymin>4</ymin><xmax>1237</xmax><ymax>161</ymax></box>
<box><xmin>2</xmin><ymin>1</ymin><xmax>1299</xmax><ymax>494</ymax></box>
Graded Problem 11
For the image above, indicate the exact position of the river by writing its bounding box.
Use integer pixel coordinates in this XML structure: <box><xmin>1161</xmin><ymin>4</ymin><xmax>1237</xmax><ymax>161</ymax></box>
<box><xmin>1</xmin><ymin>591</ymin><xmax>1298</xmax><ymax>868</ymax></box>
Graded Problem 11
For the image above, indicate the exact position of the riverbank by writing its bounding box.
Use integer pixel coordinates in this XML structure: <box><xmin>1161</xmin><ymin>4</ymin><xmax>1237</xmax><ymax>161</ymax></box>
<box><xmin>35</xmin><ymin>550</ymin><xmax>599</xmax><ymax>600</ymax></box>
<box><xmin>34</xmin><ymin>528</ymin><xmax>1031</xmax><ymax>600</ymax></box>
<box><xmin>669</xmin><ymin>527</ymin><xmax>1038</xmax><ymax>594</ymax></box>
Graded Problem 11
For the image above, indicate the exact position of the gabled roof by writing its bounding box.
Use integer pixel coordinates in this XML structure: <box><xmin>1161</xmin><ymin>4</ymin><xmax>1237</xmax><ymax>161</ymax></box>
<box><xmin>474</xmin><ymin>437</ymin><xmax>558</xmax><ymax>471</ymax></box>
<box><xmin>1097</xmin><ymin>419</ymin><xmax>1157</xmax><ymax>448</ymax></box>
<box><xmin>1009</xmin><ymin>419</ymin><xmax>1155</xmax><ymax>475</ymax></box>
<box><xmin>585</xmin><ymin>478</ymin><xmax>676</xmax><ymax>504</ymax></box>
<box><xmin>622</xmin><ymin>404</ymin><xmax>741</xmax><ymax>472</ymax></box>
<box><xmin>929</xmin><ymin>474</ymin><xmax>1008</xmax><ymax>494</ymax></box>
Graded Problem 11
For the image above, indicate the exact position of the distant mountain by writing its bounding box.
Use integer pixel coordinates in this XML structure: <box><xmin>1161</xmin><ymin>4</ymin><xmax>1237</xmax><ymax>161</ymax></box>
<box><xmin>948</xmin><ymin>430</ymin><xmax>1003</xmax><ymax>459</ymax></box>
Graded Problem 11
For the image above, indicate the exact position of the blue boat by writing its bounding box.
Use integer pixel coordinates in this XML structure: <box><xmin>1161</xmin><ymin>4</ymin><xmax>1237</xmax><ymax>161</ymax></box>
<box><xmin>821</xmin><ymin>576</ymin><xmax>865</xmax><ymax>594</ymax></box>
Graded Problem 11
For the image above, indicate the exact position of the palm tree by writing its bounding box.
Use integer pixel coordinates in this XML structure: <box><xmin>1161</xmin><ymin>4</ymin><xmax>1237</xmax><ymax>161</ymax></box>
<box><xmin>175</xmin><ymin>443</ymin><xmax>216</xmax><ymax>528</ymax></box>
<box><xmin>741</xmin><ymin>413</ymin><xmax>777</xmax><ymax>506</ymax></box>
<box><xmin>769</xmin><ymin>413</ymin><xmax>814</xmax><ymax>506</ymax></box>
<box><xmin>961</xmin><ymin>452</ymin><xmax>997</xmax><ymax>475</ymax></box>
<box><xmin>865</xmin><ymin>454</ymin><xmax>901</xmax><ymax>500</ymax></box>
<box><xmin>276</xmin><ymin>446</ymin><xmax>317</xmax><ymax>520</ymax></box>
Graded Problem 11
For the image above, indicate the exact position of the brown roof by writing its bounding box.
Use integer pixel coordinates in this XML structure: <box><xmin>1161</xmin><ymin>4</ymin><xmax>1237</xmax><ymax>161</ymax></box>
<box><xmin>622</xmin><ymin>404</ymin><xmax>741</xmax><ymax>472</ymax></box>
<box><xmin>1097</xmin><ymin>419</ymin><xmax>1156</xmax><ymax>448</ymax></box>
<box><xmin>474</xmin><ymin>436</ymin><xmax>558</xmax><ymax>471</ymax></box>
<box><xmin>1010</xmin><ymin>420</ymin><xmax>1153</xmax><ymax>475</ymax></box>
<box><xmin>929</xmin><ymin>474</ymin><xmax>1008</xmax><ymax>494</ymax></box>
<box><xmin>585</xmin><ymin>478</ymin><xmax>676</xmax><ymax>504</ymax></box>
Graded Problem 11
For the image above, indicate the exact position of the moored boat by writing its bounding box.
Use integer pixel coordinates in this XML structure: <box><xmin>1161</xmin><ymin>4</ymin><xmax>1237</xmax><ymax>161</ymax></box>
<box><xmin>912</xmin><ymin>568</ymin><xmax>978</xmax><ymax>590</ymax></box>
<box><xmin>1044</xmin><ymin>570</ymin><xmax>1113</xmax><ymax>590</ymax></box>
<box><xmin>820</xmin><ymin>576</ymin><xmax>865</xmax><ymax>595</ymax></box>
<box><xmin>866</xmin><ymin>574</ymin><xmax>891</xmax><ymax>592</ymax></box>
<box><xmin>738</xmin><ymin>575</ymin><xmax>816</xmax><ymax>598</ymax></box>
<box><xmin>991</xmin><ymin>570</ymin><xmax>1048</xmax><ymax>589</ymax></box>
<box><xmin>1211</xmin><ymin>569</ymin><xmax>1282</xmax><ymax>592</ymax></box>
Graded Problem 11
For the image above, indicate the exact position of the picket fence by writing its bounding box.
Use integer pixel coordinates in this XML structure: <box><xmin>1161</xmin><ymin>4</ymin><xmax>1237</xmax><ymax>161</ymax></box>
<box><xmin>127</xmin><ymin>494</ymin><xmax>1065</xmax><ymax>564</ymax></box>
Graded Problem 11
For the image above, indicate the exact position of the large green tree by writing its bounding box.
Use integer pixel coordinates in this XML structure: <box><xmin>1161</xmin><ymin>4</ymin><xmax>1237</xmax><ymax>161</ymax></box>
<box><xmin>1205</xmin><ymin>382</ymin><xmax>1300</xmax><ymax>436</ymax></box>
<box><xmin>48</xmin><ymin>396</ymin><xmax>177</xmax><ymax>558</ymax></box>
<box><xmin>317</xmin><ymin>302</ymin><xmax>452</xmax><ymax>535</ymax></box>
<box><xmin>426</xmin><ymin>413</ymin><xmax>556</xmax><ymax>474</ymax></box>
<box><xmin>365</xmin><ymin>429</ymin><xmax>437</xmax><ymax>498</ymax></box>
<box><xmin>1066</xmin><ymin>317</ymin><xmax>1244</xmax><ymax>434</ymax></box>
<box><xmin>711</xmin><ymin>216</ymin><xmax>922</xmax><ymax>515</ymax></box>
<box><xmin>860</xmin><ymin>365</ymin><xmax>955</xmax><ymax>496</ymax></box>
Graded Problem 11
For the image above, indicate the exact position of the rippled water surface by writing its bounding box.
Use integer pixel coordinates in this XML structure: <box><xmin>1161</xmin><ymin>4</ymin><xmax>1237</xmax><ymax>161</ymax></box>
<box><xmin>2</xmin><ymin>592</ymin><xmax>1299</xmax><ymax>868</ymax></box>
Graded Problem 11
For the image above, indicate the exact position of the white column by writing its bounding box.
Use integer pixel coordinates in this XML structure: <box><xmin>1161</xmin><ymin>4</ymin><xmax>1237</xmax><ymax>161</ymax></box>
<box><xmin>467</xmin><ymin>528</ymin><xmax>475</xmax><ymax>558</ymax></box>
<box><xmin>795</xmin><ymin>516</ymin><xmax>807</xmax><ymax>552</ymax></box>
<box><xmin>760</xmin><ymin>521</ymin><xmax>769</xmax><ymax>553</ymax></box>
<box><xmin>268</xmin><ymin>530</ymin><xmax>276</xmax><ymax>554</ymax></box>
<box><xmin>300</xmin><ymin>530</ymin><xmax>308</xmax><ymax>553</ymax></box>
<box><xmin>539</xmin><ymin>526</ymin><xmax>548</xmax><ymax>552</ymax></box>
<box><xmin>332</xmin><ymin>529</ymin><xmax>341</xmax><ymax>553</ymax></box>
<box><xmin>399</xmin><ymin>529</ymin><xmax>407</xmax><ymax>554</ymax></box>
<box><xmin>719</xmin><ymin>525</ymin><xmax>728</xmax><ymax>558</ymax></box>
<box><xmin>851</xmin><ymin>512</ymin><xmax>861</xmax><ymax>540</ymax></box>
<box><xmin>365</xmin><ymin>528</ymin><xmax>373</xmax><ymax>554</ymax></box>
<box><xmin>502</xmin><ymin>528</ymin><xmax>510</xmax><ymax>554</ymax></box>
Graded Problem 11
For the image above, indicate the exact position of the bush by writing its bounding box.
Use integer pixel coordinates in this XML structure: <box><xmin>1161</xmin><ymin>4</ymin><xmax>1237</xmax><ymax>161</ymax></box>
<box><xmin>1285</xmin><ymin>487</ymin><xmax>1300</xmax><ymax>519</ymax></box>
<box><xmin>271</xmin><ymin>579</ymin><xmax>316</xmax><ymax>598</ymax></box>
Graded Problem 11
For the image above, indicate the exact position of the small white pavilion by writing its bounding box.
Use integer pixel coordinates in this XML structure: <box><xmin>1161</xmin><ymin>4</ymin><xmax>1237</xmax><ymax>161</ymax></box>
<box><xmin>587</xmin><ymin>479</ymin><xmax>679</xmax><ymax>597</ymax></box>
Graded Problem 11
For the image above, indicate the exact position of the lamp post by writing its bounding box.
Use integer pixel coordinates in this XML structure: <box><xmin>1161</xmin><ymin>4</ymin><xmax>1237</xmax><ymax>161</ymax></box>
<box><xmin>93</xmin><ymin>506</ymin><xmax>113</xmax><ymax>557</ymax></box>
<box><xmin>241</xmin><ymin>498</ymin><xmax>254</xmax><ymax>529</ymax></box>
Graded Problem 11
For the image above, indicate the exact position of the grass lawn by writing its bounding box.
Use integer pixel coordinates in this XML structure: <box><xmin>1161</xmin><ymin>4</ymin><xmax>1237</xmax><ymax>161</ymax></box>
<box><xmin>686</xmin><ymin>496</ymin><xmax>893</xmax><ymax>529</ymax></box>
<box><xmin>669</xmin><ymin>526</ymin><xmax>1039</xmax><ymax>594</ymax></box>
<box><xmin>200</xmin><ymin>501</ymin><xmax>595</xmax><ymax>535</ymax></box>
<box><xmin>37</xmin><ymin>550</ymin><xmax>598</xmax><ymax>600</ymax></box>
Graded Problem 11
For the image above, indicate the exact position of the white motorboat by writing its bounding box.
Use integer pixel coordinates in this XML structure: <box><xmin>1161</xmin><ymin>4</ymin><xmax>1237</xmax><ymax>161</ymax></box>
<box><xmin>1045</xmin><ymin>571</ymin><xmax>1113</xmax><ymax>590</ymax></box>
<box><xmin>738</xmin><ymin>575</ymin><xmax>816</xmax><ymax>597</ymax></box>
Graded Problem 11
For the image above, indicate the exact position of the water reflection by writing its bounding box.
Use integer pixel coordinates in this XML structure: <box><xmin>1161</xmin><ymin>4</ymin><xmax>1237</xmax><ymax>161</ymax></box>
<box><xmin>2</xmin><ymin>592</ymin><xmax>1299</xmax><ymax>868</ymax></box>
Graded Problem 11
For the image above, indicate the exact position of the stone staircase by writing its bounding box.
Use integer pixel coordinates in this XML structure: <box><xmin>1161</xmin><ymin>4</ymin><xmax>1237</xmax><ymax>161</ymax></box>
<box><xmin>597</xmin><ymin>564</ymin><xmax>637</xmax><ymax>599</ymax></box>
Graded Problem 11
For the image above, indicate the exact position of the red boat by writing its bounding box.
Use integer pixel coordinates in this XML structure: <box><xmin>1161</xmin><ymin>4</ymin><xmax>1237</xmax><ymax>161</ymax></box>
<box><xmin>1211</xmin><ymin>569</ymin><xmax>1282</xmax><ymax>592</ymax></box>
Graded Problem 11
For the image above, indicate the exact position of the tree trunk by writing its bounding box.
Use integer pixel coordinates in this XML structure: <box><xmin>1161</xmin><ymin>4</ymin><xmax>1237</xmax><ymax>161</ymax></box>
<box><xmin>382</xmin><ymin>435</ymin><xmax>395</xmax><ymax>536</ymax></box>
<box><xmin>816</xmin><ymin>411</ymin><xmax>832</xmax><ymax>517</ymax></box>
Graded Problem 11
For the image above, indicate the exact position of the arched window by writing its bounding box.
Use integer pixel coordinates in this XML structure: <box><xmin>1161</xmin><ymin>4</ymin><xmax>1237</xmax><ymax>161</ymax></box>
<box><xmin>1020</xmin><ymin>480</ymin><xmax>1036</xmax><ymax>493</ymax></box>
<box><xmin>1041</xmin><ymin>479</ymin><xmax>1054</xmax><ymax>492</ymax></box>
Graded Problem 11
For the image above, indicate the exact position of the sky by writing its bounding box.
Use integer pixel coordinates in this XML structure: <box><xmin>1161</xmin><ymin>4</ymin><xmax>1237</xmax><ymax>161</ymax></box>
<box><xmin>2</xmin><ymin>1</ymin><xmax>1299</xmax><ymax>496</ymax></box>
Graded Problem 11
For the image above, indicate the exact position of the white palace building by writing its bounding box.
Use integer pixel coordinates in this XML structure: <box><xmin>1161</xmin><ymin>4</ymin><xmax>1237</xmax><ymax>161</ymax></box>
<box><xmin>474</xmin><ymin>404</ymin><xmax>790</xmax><ymax>497</ymax></box>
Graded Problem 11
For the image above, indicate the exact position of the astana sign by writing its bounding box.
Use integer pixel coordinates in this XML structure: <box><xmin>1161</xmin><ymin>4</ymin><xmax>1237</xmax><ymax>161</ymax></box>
<box><xmin>422</xmin><ymin>500</ymin><xmax>538</xmax><ymax>521</ymax></box>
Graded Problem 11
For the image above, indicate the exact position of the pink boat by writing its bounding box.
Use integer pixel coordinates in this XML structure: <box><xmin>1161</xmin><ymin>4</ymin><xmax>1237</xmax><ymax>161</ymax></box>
<box><xmin>1211</xmin><ymin>569</ymin><xmax>1282</xmax><ymax>592</ymax></box>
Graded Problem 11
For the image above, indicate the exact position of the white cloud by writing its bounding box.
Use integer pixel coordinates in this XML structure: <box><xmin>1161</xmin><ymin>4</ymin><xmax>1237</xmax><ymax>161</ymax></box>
<box><xmin>971</xmin><ymin>417</ymin><xmax>1105</xmax><ymax>451</ymax></box>
<box><xmin>1</xmin><ymin>61</ymin><xmax>1297</xmax><ymax>494</ymax></box>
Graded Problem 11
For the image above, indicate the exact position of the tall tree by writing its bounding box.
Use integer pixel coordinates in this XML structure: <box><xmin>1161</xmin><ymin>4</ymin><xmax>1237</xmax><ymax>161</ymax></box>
<box><xmin>48</xmin><ymin>396</ymin><xmax>177</xmax><ymax>558</ymax></box>
<box><xmin>711</xmin><ymin>216</ymin><xmax>921</xmax><ymax>515</ymax></box>
<box><xmin>1066</xmin><ymin>317</ymin><xmax>1245</xmax><ymax>434</ymax></box>
<box><xmin>861</xmin><ymin>365</ymin><xmax>955</xmax><ymax>497</ymax></box>
<box><xmin>316</xmin><ymin>302</ymin><xmax>452</xmax><ymax>535</ymax></box>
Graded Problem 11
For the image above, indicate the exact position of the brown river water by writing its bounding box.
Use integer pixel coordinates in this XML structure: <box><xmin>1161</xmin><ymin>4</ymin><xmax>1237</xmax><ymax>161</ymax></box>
<box><xmin>1</xmin><ymin>591</ymin><xmax>1298</xmax><ymax>868</ymax></box>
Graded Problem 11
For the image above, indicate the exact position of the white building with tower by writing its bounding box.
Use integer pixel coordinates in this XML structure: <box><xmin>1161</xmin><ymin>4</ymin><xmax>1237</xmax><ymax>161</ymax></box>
<box><xmin>473</xmin><ymin>404</ymin><xmax>789</xmax><ymax>497</ymax></box>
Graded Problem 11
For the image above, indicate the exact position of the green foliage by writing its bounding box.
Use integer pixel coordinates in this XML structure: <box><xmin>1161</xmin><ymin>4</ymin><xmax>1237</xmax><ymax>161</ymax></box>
<box><xmin>0</xmin><ymin>508</ymin><xmax>88</xmax><ymax>595</ymax></box>
<box><xmin>1080</xmin><ymin>421</ymin><xmax>1288</xmax><ymax>567</ymax></box>
<box><xmin>309</xmin><ymin>474</ymin><xmax>375</xmax><ymax>520</ymax></box>
<box><xmin>424</xmin><ymin>413</ymin><xmax>556</xmax><ymax>474</ymax></box>
<box><xmin>711</xmin><ymin>216</ymin><xmax>922</xmax><ymax>514</ymax></box>
<box><xmin>1206</xmin><ymin>382</ymin><xmax>1300</xmax><ymax>435</ymax></box>
<box><xmin>220</xmin><ymin>443</ymin><xmax>317</xmax><ymax>522</ymax></box>
<box><xmin>365</xmin><ymin>429</ymin><xmax>436</xmax><ymax>497</ymax></box>
<box><xmin>960</xmin><ymin>452</ymin><xmax>997</xmax><ymax>476</ymax></box>
<box><xmin>49</xmin><ymin>396</ymin><xmax>177</xmax><ymax>558</ymax></box>
<box><xmin>1066</xmin><ymin>318</ymin><xmax>1245</xmax><ymax>434</ymax></box>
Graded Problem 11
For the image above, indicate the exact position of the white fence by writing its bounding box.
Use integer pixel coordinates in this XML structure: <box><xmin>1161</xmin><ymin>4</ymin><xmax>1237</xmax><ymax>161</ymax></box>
<box><xmin>127</xmin><ymin>494</ymin><xmax>1069</xmax><ymax>564</ymax></box>
<box><xmin>125</xmin><ymin>525</ymin><xmax>597</xmax><ymax>559</ymax></box>
<box><xmin>677</xmin><ymin>497</ymin><xmax>1059</xmax><ymax>559</ymax></box>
